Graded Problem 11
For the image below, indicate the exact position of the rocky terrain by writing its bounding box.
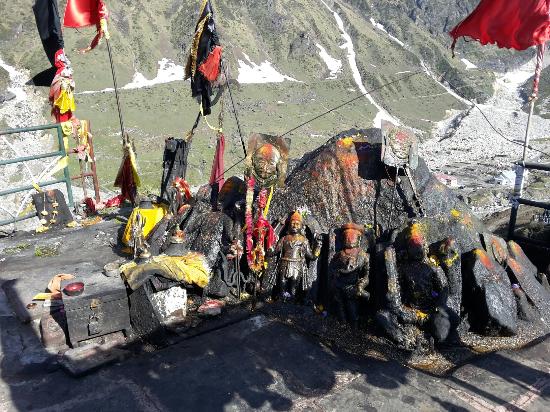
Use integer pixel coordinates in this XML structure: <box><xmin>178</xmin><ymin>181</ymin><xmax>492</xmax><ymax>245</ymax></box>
<box><xmin>421</xmin><ymin>56</ymin><xmax>550</xmax><ymax>218</ymax></box>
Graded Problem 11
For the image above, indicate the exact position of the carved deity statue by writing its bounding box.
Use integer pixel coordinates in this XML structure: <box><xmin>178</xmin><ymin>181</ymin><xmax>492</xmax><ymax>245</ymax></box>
<box><xmin>330</xmin><ymin>223</ymin><xmax>370</xmax><ymax>328</ymax></box>
<box><xmin>268</xmin><ymin>211</ymin><xmax>322</xmax><ymax>301</ymax></box>
<box><xmin>377</xmin><ymin>223</ymin><xmax>454</xmax><ymax>351</ymax></box>
<box><xmin>245</xmin><ymin>133</ymin><xmax>290</xmax><ymax>188</ymax></box>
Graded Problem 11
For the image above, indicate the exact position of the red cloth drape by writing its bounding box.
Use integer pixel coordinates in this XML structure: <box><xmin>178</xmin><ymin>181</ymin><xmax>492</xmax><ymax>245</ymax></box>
<box><xmin>113</xmin><ymin>155</ymin><xmax>137</xmax><ymax>204</ymax></box>
<box><xmin>450</xmin><ymin>0</ymin><xmax>550</xmax><ymax>51</ymax></box>
<box><xmin>63</xmin><ymin>0</ymin><xmax>106</xmax><ymax>28</ymax></box>
<box><xmin>209</xmin><ymin>133</ymin><xmax>226</xmax><ymax>192</ymax></box>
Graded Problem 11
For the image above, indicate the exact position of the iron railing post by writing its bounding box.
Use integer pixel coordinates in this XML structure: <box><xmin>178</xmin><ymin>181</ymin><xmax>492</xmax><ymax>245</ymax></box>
<box><xmin>56</xmin><ymin>124</ymin><xmax>74</xmax><ymax>208</ymax></box>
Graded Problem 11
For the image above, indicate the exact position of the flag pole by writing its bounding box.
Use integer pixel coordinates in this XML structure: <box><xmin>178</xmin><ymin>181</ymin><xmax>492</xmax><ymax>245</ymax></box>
<box><xmin>105</xmin><ymin>37</ymin><xmax>125</xmax><ymax>138</ymax></box>
<box><xmin>517</xmin><ymin>44</ymin><xmax>544</xmax><ymax>195</ymax></box>
<box><xmin>509</xmin><ymin>44</ymin><xmax>545</xmax><ymax>239</ymax></box>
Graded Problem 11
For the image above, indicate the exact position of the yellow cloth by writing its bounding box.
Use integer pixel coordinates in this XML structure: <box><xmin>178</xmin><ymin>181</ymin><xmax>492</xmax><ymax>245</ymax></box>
<box><xmin>61</xmin><ymin>121</ymin><xmax>73</xmax><ymax>137</ymax></box>
<box><xmin>100</xmin><ymin>18</ymin><xmax>110</xmax><ymax>40</ymax></box>
<box><xmin>49</xmin><ymin>156</ymin><xmax>69</xmax><ymax>175</ymax></box>
<box><xmin>128</xmin><ymin>144</ymin><xmax>141</xmax><ymax>187</ymax></box>
<box><xmin>263</xmin><ymin>185</ymin><xmax>274</xmax><ymax>217</ymax></box>
<box><xmin>121</xmin><ymin>252</ymin><xmax>211</xmax><ymax>289</ymax></box>
<box><xmin>122</xmin><ymin>203</ymin><xmax>168</xmax><ymax>246</ymax></box>
<box><xmin>54</xmin><ymin>89</ymin><xmax>76</xmax><ymax>114</ymax></box>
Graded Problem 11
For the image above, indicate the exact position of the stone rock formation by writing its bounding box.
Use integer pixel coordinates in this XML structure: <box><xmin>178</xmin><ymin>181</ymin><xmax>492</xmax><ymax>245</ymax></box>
<box><xmin>173</xmin><ymin>129</ymin><xmax>549</xmax><ymax>351</ymax></box>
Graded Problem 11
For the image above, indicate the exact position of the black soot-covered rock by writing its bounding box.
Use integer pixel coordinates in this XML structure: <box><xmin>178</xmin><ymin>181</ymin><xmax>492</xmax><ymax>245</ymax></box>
<box><xmin>269</xmin><ymin>128</ymin><xmax>481</xmax><ymax>235</ymax></box>
<box><xmin>182</xmin><ymin>129</ymin><xmax>549</xmax><ymax>358</ymax></box>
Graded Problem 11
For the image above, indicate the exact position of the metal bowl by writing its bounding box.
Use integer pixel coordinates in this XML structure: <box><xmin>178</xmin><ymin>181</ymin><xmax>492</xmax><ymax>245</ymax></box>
<box><xmin>63</xmin><ymin>282</ymin><xmax>84</xmax><ymax>296</ymax></box>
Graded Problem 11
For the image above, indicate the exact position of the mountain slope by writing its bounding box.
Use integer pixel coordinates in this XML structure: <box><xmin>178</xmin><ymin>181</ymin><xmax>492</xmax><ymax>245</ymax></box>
<box><xmin>0</xmin><ymin>0</ymin><xmax>531</xmax><ymax>193</ymax></box>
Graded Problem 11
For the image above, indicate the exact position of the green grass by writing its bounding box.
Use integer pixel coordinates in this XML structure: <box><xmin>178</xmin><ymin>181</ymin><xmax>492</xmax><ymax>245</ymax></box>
<box><xmin>2</xmin><ymin>242</ymin><xmax>31</xmax><ymax>255</ymax></box>
<box><xmin>34</xmin><ymin>244</ymin><xmax>60</xmax><ymax>257</ymax></box>
<box><xmin>0</xmin><ymin>0</ymin><xmax>509</xmax><ymax>195</ymax></box>
<box><xmin>0</xmin><ymin>66</ymin><xmax>9</xmax><ymax>92</ymax></box>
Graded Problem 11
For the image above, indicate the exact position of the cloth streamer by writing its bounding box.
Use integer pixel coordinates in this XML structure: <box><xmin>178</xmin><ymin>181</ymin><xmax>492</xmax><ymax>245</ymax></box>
<box><xmin>113</xmin><ymin>137</ymin><xmax>140</xmax><ymax>205</ymax></box>
<box><xmin>33</xmin><ymin>0</ymin><xmax>65</xmax><ymax>65</ymax></box>
<box><xmin>199</xmin><ymin>46</ymin><xmax>223</xmax><ymax>82</ymax></box>
<box><xmin>185</xmin><ymin>0</ymin><xmax>222</xmax><ymax>115</ymax></box>
<box><xmin>120</xmin><ymin>253</ymin><xmax>211</xmax><ymax>290</ymax></box>
<box><xmin>209</xmin><ymin>133</ymin><xmax>226</xmax><ymax>191</ymax></box>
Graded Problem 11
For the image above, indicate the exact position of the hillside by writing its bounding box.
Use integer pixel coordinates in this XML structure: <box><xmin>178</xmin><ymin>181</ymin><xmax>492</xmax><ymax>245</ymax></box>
<box><xmin>0</xmin><ymin>0</ymin><xmax>542</xmax><ymax>205</ymax></box>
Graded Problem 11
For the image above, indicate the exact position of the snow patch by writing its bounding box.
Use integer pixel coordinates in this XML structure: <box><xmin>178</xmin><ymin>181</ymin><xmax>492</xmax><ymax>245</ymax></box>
<box><xmin>493</xmin><ymin>170</ymin><xmax>517</xmax><ymax>187</ymax></box>
<box><xmin>396</xmin><ymin>71</ymin><xmax>412</xmax><ymax>75</ymax></box>
<box><xmin>315</xmin><ymin>43</ymin><xmax>343</xmax><ymax>80</ymax></box>
<box><xmin>498</xmin><ymin>60</ymin><xmax>538</xmax><ymax>94</ymax></box>
<box><xmin>461</xmin><ymin>58</ymin><xmax>477</xmax><ymax>70</ymax></box>
<box><xmin>369</xmin><ymin>17</ymin><xmax>406</xmax><ymax>47</ymax></box>
<box><xmin>320</xmin><ymin>1</ymin><xmax>398</xmax><ymax>127</ymax></box>
<box><xmin>420</xmin><ymin>60</ymin><xmax>470</xmax><ymax>105</ymax></box>
<box><xmin>124</xmin><ymin>58</ymin><xmax>184</xmax><ymax>89</ymax></box>
<box><xmin>79</xmin><ymin>58</ymin><xmax>185</xmax><ymax>94</ymax></box>
<box><xmin>237</xmin><ymin>53</ymin><xmax>299</xmax><ymax>84</ymax></box>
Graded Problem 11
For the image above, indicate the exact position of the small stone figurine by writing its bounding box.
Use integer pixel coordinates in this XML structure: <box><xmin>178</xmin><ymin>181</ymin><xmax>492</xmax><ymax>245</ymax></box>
<box><xmin>330</xmin><ymin>223</ymin><xmax>370</xmax><ymax>328</ymax></box>
<box><xmin>269</xmin><ymin>211</ymin><xmax>322</xmax><ymax>301</ymax></box>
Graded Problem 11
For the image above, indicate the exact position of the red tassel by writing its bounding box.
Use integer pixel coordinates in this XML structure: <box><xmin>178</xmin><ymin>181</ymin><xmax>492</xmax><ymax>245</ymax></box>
<box><xmin>198</xmin><ymin>46</ymin><xmax>223</xmax><ymax>82</ymax></box>
<box><xmin>114</xmin><ymin>156</ymin><xmax>137</xmax><ymax>204</ymax></box>
<box><xmin>209</xmin><ymin>133</ymin><xmax>225</xmax><ymax>191</ymax></box>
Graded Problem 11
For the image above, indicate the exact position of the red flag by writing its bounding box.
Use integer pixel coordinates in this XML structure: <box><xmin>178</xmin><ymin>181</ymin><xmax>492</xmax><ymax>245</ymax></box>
<box><xmin>63</xmin><ymin>0</ymin><xmax>105</xmax><ymax>28</ymax></box>
<box><xmin>63</xmin><ymin>0</ymin><xmax>109</xmax><ymax>53</ymax></box>
<box><xmin>450</xmin><ymin>0</ymin><xmax>550</xmax><ymax>52</ymax></box>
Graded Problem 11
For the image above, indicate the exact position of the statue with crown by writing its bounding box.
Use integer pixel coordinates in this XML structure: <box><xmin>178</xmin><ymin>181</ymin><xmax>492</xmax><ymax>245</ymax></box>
<box><xmin>266</xmin><ymin>209</ymin><xmax>323</xmax><ymax>303</ymax></box>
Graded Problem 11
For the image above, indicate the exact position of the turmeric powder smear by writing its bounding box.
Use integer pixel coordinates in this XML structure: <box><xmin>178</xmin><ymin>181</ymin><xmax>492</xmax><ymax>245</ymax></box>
<box><xmin>337</xmin><ymin>137</ymin><xmax>355</xmax><ymax>148</ymax></box>
<box><xmin>409</xmin><ymin>222</ymin><xmax>425</xmax><ymax>247</ymax></box>
<box><xmin>474</xmin><ymin>249</ymin><xmax>494</xmax><ymax>271</ymax></box>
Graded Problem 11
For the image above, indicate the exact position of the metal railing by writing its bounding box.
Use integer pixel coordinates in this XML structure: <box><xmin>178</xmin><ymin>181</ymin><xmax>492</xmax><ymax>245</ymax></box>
<box><xmin>0</xmin><ymin>124</ymin><xmax>74</xmax><ymax>227</ymax></box>
<box><xmin>508</xmin><ymin>161</ymin><xmax>550</xmax><ymax>247</ymax></box>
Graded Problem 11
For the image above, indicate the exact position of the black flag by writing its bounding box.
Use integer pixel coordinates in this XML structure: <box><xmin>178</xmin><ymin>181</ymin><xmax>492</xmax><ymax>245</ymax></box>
<box><xmin>185</xmin><ymin>0</ymin><xmax>222</xmax><ymax>116</ymax></box>
<box><xmin>33</xmin><ymin>0</ymin><xmax>64</xmax><ymax>66</ymax></box>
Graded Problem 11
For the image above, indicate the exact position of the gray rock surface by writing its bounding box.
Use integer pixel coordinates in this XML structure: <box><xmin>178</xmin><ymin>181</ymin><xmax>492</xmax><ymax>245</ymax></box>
<box><xmin>463</xmin><ymin>249</ymin><xmax>517</xmax><ymax>335</ymax></box>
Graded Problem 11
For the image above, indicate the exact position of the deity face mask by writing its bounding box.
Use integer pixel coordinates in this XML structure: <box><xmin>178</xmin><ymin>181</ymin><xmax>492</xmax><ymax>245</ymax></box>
<box><xmin>246</xmin><ymin>133</ymin><xmax>290</xmax><ymax>188</ymax></box>
<box><xmin>253</xmin><ymin>143</ymin><xmax>281</xmax><ymax>182</ymax></box>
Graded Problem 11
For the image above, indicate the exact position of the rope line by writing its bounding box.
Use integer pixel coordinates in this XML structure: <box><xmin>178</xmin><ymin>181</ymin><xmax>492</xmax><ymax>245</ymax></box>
<box><xmin>437</xmin><ymin>71</ymin><xmax>550</xmax><ymax>158</ymax></box>
<box><xmin>208</xmin><ymin>63</ymin><xmax>550</xmax><ymax>186</ymax></box>
<box><xmin>223</xmin><ymin>62</ymin><xmax>247</xmax><ymax>157</ymax></box>
<box><xmin>209</xmin><ymin>71</ymin><xmax>425</xmax><ymax>184</ymax></box>
<box><xmin>280</xmin><ymin>70</ymin><xmax>424</xmax><ymax>137</ymax></box>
